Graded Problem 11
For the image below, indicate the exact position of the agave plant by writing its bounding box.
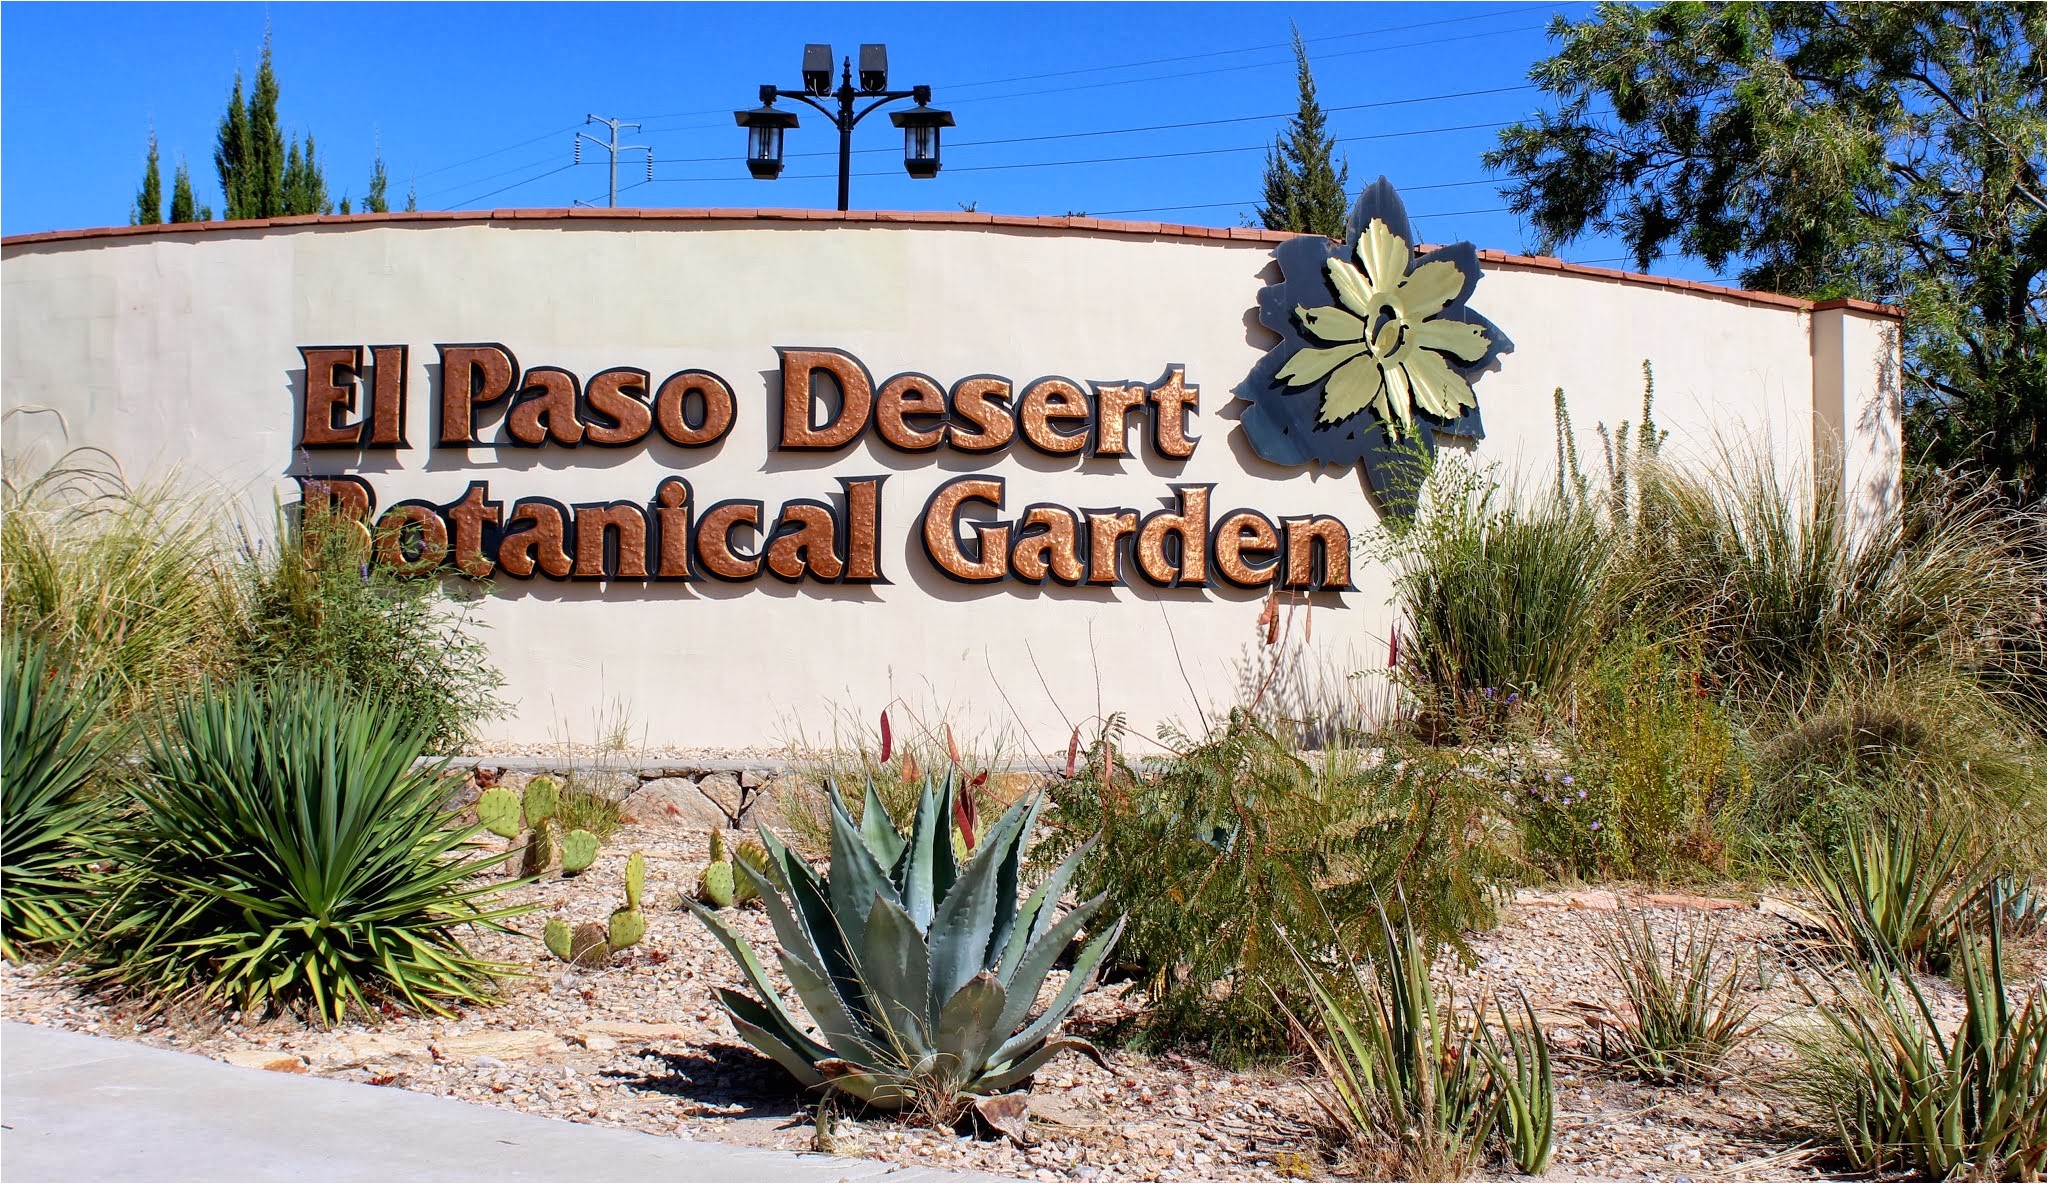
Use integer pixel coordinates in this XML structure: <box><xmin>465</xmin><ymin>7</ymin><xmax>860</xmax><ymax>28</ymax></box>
<box><xmin>2</xmin><ymin>631</ymin><xmax>124</xmax><ymax>960</ymax></box>
<box><xmin>688</xmin><ymin>776</ymin><xmax>1123</xmax><ymax>1116</ymax></box>
<box><xmin>1794</xmin><ymin>816</ymin><xmax>1987</xmax><ymax>973</ymax></box>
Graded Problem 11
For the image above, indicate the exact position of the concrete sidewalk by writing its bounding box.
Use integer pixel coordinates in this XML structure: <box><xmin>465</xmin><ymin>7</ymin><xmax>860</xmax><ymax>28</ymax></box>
<box><xmin>2</xmin><ymin>1022</ymin><xmax>987</xmax><ymax>1182</ymax></box>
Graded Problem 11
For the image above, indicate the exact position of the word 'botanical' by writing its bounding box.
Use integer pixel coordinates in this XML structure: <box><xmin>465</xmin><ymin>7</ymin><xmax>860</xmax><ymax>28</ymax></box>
<box><xmin>297</xmin><ymin>344</ymin><xmax>1353</xmax><ymax>593</ymax></box>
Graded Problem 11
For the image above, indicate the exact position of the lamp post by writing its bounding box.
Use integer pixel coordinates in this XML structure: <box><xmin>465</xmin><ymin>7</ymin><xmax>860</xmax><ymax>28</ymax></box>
<box><xmin>735</xmin><ymin>43</ymin><xmax>954</xmax><ymax>211</ymax></box>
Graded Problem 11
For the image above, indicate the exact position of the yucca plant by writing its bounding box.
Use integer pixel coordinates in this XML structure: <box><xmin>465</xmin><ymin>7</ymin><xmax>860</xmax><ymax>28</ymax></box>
<box><xmin>82</xmin><ymin>675</ymin><xmax>531</xmax><ymax>1023</ymax></box>
<box><xmin>1282</xmin><ymin>894</ymin><xmax>1555</xmax><ymax>1179</ymax></box>
<box><xmin>1786</xmin><ymin>887</ymin><xmax>2046</xmax><ymax>1178</ymax></box>
<box><xmin>2</xmin><ymin>632</ymin><xmax>125</xmax><ymax>960</ymax></box>
<box><xmin>1596</xmin><ymin>911</ymin><xmax>1759</xmax><ymax>1085</ymax></box>
<box><xmin>1795</xmin><ymin>816</ymin><xmax>1988</xmax><ymax>973</ymax></box>
<box><xmin>688</xmin><ymin>776</ymin><xmax>1123</xmax><ymax>1119</ymax></box>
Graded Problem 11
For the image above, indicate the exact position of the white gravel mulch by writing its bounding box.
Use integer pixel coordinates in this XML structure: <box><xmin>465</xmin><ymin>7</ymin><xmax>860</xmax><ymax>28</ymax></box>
<box><xmin>4</xmin><ymin>820</ymin><xmax>2034</xmax><ymax>1182</ymax></box>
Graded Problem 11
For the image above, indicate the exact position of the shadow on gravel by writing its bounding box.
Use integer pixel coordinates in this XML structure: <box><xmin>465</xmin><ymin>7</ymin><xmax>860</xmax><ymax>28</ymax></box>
<box><xmin>602</xmin><ymin>1043</ymin><xmax>805</xmax><ymax>1119</ymax></box>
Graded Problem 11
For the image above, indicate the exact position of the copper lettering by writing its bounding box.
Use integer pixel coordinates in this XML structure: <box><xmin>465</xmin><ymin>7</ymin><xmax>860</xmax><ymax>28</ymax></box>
<box><xmin>1018</xmin><ymin>378</ymin><xmax>1091</xmax><ymax>455</ymax></box>
<box><xmin>1091</xmin><ymin>383</ymin><xmax>1147</xmax><ymax>458</ymax></box>
<box><xmin>375</xmin><ymin>503</ymin><xmax>449</xmax><ymax>576</ymax></box>
<box><xmin>841</xmin><ymin>478</ymin><xmax>885</xmax><ymax>582</ymax></box>
<box><xmin>1283</xmin><ymin>516</ymin><xmax>1354</xmax><ymax>590</ymax></box>
<box><xmin>923</xmin><ymin>477</ymin><xmax>1008</xmax><ymax>582</ymax></box>
<box><xmin>298</xmin><ymin>346</ymin><xmax>364</xmax><ymax>448</ymax></box>
<box><xmin>654</xmin><ymin>370</ymin><xmax>736</xmax><ymax>447</ymax></box>
<box><xmin>947</xmin><ymin>377</ymin><xmax>1014</xmax><ymax>453</ymax></box>
<box><xmin>437</xmin><ymin>344</ymin><xmax>517</xmax><ymax>446</ymax></box>
<box><xmin>875</xmin><ymin>374</ymin><xmax>949</xmax><ymax>451</ymax></box>
<box><xmin>583</xmin><ymin>368</ymin><xmax>653</xmax><ymax>447</ymax></box>
<box><xmin>367</xmin><ymin>345</ymin><xmax>408</xmax><ymax>448</ymax></box>
<box><xmin>1085</xmin><ymin>511</ymin><xmax>1139</xmax><ymax>585</ymax></box>
<box><xmin>697</xmin><ymin>502</ymin><xmax>764</xmax><ymax>580</ymax></box>
<box><xmin>1147</xmin><ymin>366</ymin><xmax>1200</xmax><ymax>459</ymax></box>
<box><xmin>1213</xmin><ymin>511</ymin><xmax>1280</xmax><ymax>588</ymax></box>
<box><xmin>778</xmin><ymin>348</ymin><xmax>872</xmax><ymax>450</ymax></box>
<box><xmin>1009</xmin><ymin>505</ymin><xmax>1085</xmax><ymax>584</ymax></box>
<box><xmin>653</xmin><ymin>478</ymin><xmax>694</xmax><ymax>579</ymax></box>
<box><xmin>445</xmin><ymin>482</ymin><xmax>502</xmax><ymax>578</ymax></box>
<box><xmin>498</xmin><ymin>500</ymin><xmax>573</xmax><ymax>579</ymax></box>
<box><xmin>507</xmin><ymin>368</ymin><xmax>586</xmax><ymax>447</ymax></box>
<box><xmin>766</xmin><ymin>503</ymin><xmax>845</xmax><ymax>582</ymax></box>
<box><xmin>573</xmin><ymin>503</ymin><xmax>650</xmax><ymax>579</ymax></box>
<box><xmin>1136</xmin><ymin>486</ymin><xmax>1211</xmax><ymax>586</ymax></box>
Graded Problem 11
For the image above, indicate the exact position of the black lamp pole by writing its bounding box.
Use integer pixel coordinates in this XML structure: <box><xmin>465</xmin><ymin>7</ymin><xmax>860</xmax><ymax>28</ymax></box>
<box><xmin>737</xmin><ymin>44</ymin><xmax>953</xmax><ymax>211</ymax></box>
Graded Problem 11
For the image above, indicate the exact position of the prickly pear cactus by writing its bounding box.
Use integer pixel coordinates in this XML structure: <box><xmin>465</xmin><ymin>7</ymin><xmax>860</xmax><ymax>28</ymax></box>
<box><xmin>608</xmin><ymin>907</ymin><xmax>645</xmax><ymax>951</ymax></box>
<box><xmin>697</xmin><ymin>861</ymin><xmax>735</xmax><ymax>909</ymax></box>
<box><xmin>522</xmin><ymin>775</ymin><xmax>560</xmax><ymax>826</ymax></box>
<box><xmin>520</xmin><ymin>818</ymin><xmax>556</xmax><ymax>878</ymax></box>
<box><xmin>623</xmin><ymin>850</ymin><xmax>646</xmax><ymax>911</ymax></box>
<box><xmin>559</xmin><ymin>828</ymin><xmax>599</xmax><ymax>875</ymax></box>
<box><xmin>568</xmin><ymin>921</ymin><xmax>610</xmax><ymax>968</ymax></box>
<box><xmin>733</xmin><ymin>838</ymin><xmax>770</xmax><ymax>905</ymax></box>
<box><xmin>476</xmin><ymin>786</ymin><xmax>522</xmax><ymax>838</ymax></box>
<box><xmin>544</xmin><ymin>916</ymin><xmax>574</xmax><ymax>962</ymax></box>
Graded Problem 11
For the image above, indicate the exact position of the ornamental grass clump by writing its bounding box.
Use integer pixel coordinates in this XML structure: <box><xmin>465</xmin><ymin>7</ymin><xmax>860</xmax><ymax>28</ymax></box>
<box><xmin>688</xmin><ymin>776</ymin><xmax>1122</xmax><ymax>1120</ymax></box>
<box><xmin>1</xmin><ymin>632</ymin><xmax>126</xmax><ymax>961</ymax></box>
<box><xmin>83</xmin><ymin>675</ymin><xmax>531</xmax><ymax>1024</ymax></box>
<box><xmin>1785</xmin><ymin>888</ymin><xmax>2046</xmax><ymax>1179</ymax></box>
<box><xmin>1596</xmin><ymin>911</ymin><xmax>1760</xmax><ymax>1085</ymax></box>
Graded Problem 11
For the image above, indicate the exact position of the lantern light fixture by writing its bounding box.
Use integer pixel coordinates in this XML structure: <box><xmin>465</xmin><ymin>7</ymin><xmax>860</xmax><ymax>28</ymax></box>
<box><xmin>735</xmin><ymin>42</ymin><xmax>954</xmax><ymax>210</ymax></box>
<box><xmin>890</xmin><ymin>92</ymin><xmax>954</xmax><ymax>180</ymax></box>
<box><xmin>734</xmin><ymin>88</ymin><xmax>801</xmax><ymax>180</ymax></box>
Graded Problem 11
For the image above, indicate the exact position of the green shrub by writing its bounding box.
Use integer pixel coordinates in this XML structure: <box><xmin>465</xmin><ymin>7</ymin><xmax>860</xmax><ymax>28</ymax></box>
<box><xmin>1566</xmin><ymin>634</ymin><xmax>1748</xmax><ymax>883</ymax></box>
<box><xmin>688</xmin><ymin>777</ymin><xmax>1121</xmax><ymax>1121</ymax></box>
<box><xmin>1595</xmin><ymin>911</ymin><xmax>1759</xmax><ymax>1085</ymax></box>
<box><xmin>1282</xmin><ymin>895</ymin><xmax>1555</xmax><ymax>1179</ymax></box>
<box><xmin>1365</xmin><ymin>458</ymin><xmax>1609</xmax><ymax>734</ymax></box>
<box><xmin>1785</xmin><ymin>891</ymin><xmax>2046</xmax><ymax>1179</ymax></box>
<box><xmin>1044</xmin><ymin>714</ymin><xmax>1513</xmax><ymax>1064</ymax></box>
<box><xmin>83</xmin><ymin>675</ymin><xmax>530</xmax><ymax>1023</ymax></box>
<box><xmin>239</xmin><ymin>505</ymin><xmax>505</xmax><ymax>752</ymax></box>
<box><xmin>0</xmin><ymin>457</ymin><xmax>242</xmax><ymax>716</ymax></box>
<box><xmin>1</xmin><ymin>632</ymin><xmax>125</xmax><ymax>960</ymax></box>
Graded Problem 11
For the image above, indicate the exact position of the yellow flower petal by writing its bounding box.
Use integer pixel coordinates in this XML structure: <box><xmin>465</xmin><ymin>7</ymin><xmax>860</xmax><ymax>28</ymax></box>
<box><xmin>1362</xmin><ymin>218</ymin><xmax>1411</xmax><ymax>290</ymax></box>
<box><xmin>1294</xmin><ymin>304</ymin><xmax>1366</xmax><ymax>344</ymax></box>
<box><xmin>1399</xmin><ymin>260</ymin><xmax>1467</xmax><ymax>319</ymax></box>
<box><xmin>1278</xmin><ymin>343</ymin><xmax>1372</xmax><ymax>386</ymax></box>
<box><xmin>1413</xmin><ymin>317</ymin><xmax>1492</xmax><ymax>362</ymax></box>
<box><xmin>1325</xmin><ymin>258</ymin><xmax>1377</xmax><ymax>319</ymax></box>
<box><xmin>1381</xmin><ymin>359</ymin><xmax>1415</xmax><ymax>428</ymax></box>
<box><xmin>1317</xmin><ymin>358</ymin><xmax>1386</xmax><ymax>425</ymax></box>
<box><xmin>1403</xmin><ymin>348</ymin><xmax>1478</xmax><ymax>418</ymax></box>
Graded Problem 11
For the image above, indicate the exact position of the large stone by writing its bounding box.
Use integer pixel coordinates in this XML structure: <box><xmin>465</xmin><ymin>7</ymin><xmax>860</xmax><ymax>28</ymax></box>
<box><xmin>429</xmin><ymin>1030</ymin><xmax>567</xmax><ymax>1061</ymax></box>
<box><xmin>1642</xmin><ymin>893</ymin><xmax>1744</xmax><ymax>911</ymax></box>
<box><xmin>308</xmin><ymin>1033</ymin><xmax>422</xmax><ymax>1069</ymax></box>
<box><xmin>622</xmin><ymin>778</ymin><xmax>728</xmax><ymax>829</ymax></box>
<box><xmin>695</xmin><ymin>774</ymin><xmax>745</xmax><ymax>823</ymax></box>
<box><xmin>737</xmin><ymin>777</ymin><xmax>792</xmax><ymax>831</ymax></box>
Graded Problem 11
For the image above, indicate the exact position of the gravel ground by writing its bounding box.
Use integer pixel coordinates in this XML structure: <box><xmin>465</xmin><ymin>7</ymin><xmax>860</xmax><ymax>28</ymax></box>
<box><xmin>4</xmin><ymin>820</ymin><xmax>2036</xmax><ymax>1182</ymax></box>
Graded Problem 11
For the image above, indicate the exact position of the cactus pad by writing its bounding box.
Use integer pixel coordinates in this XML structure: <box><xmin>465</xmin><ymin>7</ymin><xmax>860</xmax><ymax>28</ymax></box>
<box><xmin>698</xmin><ymin>860</ymin><xmax>735</xmax><ymax>909</ymax></box>
<box><xmin>544</xmin><ymin>917</ymin><xmax>573</xmax><ymax>962</ymax></box>
<box><xmin>559</xmin><ymin>828</ymin><xmax>599</xmax><ymax>874</ymax></box>
<box><xmin>519</xmin><ymin>818</ymin><xmax>555</xmax><ymax>877</ymax></box>
<box><xmin>734</xmin><ymin>839</ymin><xmax>771</xmax><ymax>905</ymax></box>
<box><xmin>522</xmin><ymin>776</ymin><xmax>560</xmax><ymax>826</ymax></box>
<box><xmin>477</xmin><ymin>787</ymin><xmax>522</xmax><ymax>838</ymax></box>
<box><xmin>624</xmin><ymin>850</ymin><xmax>646</xmax><ymax>911</ymax></box>
<box><xmin>708</xmin><ymin>829</ymin><xmax>727</xmax><ymax>862</ymax></box>
<box><xmin>608</xmin><ymin>907</ymin><xmax>646</xmax><ymax>951</ymax></box>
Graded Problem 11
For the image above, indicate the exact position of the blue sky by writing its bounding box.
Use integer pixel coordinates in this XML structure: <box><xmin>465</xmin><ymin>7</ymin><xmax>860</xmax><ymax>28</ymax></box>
<box><xmin>1</xmin><ymin>2</ymin><xmax>1718</xmax><ymax>281</ymax></box>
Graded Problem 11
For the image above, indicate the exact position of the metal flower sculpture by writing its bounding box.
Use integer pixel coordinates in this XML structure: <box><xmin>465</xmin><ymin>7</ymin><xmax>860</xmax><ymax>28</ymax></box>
<box><xmin>1236</xmin><ymin>177</ymin><xmax>1512</xmax><ymax>510</ymax></box>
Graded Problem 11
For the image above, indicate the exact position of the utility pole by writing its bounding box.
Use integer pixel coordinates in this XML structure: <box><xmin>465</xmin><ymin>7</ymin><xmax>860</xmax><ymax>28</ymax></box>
<box><xmin>574</xmin><ymin>115</ymin><xmax>653</xmax><ymax>208</ymax></box>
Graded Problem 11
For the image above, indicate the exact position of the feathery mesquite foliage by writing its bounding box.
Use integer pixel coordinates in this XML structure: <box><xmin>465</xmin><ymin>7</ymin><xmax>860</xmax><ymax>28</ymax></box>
<box><xmin>1596</xmin><ymin>912</ymin><xmax>1760</xmax><ymax>1085</ymax></box>
<box><xmin>1</xmin><ymin>633</ymin><xmax>125</xmax><ymax>960</ymax></box>
<box><xmin>1045</xmin><ymin>714</ymin><xmax>1512</xmax><ymax>1063</ymax></box>
<box><xmin>1786</xmin><ymin>887</ymin><xmax>2047</xmax><ymax>1178</ymax></box>
<box><xmin>81</xmin><ymin>676</ymin><xmax>531</xmax><ymax>1024</ymax></box>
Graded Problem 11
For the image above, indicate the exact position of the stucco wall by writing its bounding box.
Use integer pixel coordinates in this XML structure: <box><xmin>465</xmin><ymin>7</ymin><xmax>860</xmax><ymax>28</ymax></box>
<box><xmin>0</xmin><ymin>212</ymin><xmax>1902</xmax><ymax>750</ymax></box>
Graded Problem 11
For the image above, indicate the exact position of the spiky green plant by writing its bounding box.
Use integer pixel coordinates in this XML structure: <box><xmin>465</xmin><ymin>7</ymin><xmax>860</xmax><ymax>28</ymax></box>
<box><xmin>697</xmin><ymin>830</ymin><xmax>736</xmax><ymax>908</ymax></box>
<box><xmin>689</xmin><ymin>777</ymin><xmax>1123</xmax><ymax>1118</ymax></box>
<box><xmin>2</xmin><ymin>632</ymin><xmax>125</xmax><ymax>960</ymax></box>
<box><xmin>83</xmin><ymin>675</ymin><xmax>531</xmax><ymax>1023</ymax></box>
<box><xmin>559</xmin><ymin>828</ymin><xmax>599</xmax><ymax>875</ymax></box>
<box><xmin>1279</xmin><ymin>894</ymin><xmax>1554</xmax><ymax>1180</ymax></box>
<box><xmin>1596</xmin><ymin>911</ymin><xmax>1759</xmax><ymax>1084</ymax></box>
<box><xmin>733</xmin><ymin>838</ymin><xmax>771</xmax><ymax>906</ymax></box>
<box><xmin>1795</xmin><ymin>816</ymin><xmax>1988</xmax><ymax>973</ymax></box>
<box><xmin>1785</xmin><ymin>889</ymin><xmax>2046</xmax><ymax>1178</ymax></box>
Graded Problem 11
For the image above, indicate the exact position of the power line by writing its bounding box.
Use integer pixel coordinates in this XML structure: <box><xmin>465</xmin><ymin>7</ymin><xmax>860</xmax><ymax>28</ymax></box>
<box><xmin>1090</xmin><ymin>179</ymin><xmax>1501</xmax><ymax>217</ymax></box>
<box><xmin>446</xmin><ymin>163</ymin><xmax>576</xmax><ymax>208</ymax></box>
<box><xmin>416</xmin><ymin>122</ymin><xmax>582</xmax><ymax>180</ymax></box>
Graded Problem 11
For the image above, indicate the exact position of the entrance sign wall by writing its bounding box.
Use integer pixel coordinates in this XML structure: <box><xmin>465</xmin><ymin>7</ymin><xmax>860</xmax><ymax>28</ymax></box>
<box><xmin>0</xmin><ymin>204</ymin><xmax>1903</xmax><ymax>749</ymax></box>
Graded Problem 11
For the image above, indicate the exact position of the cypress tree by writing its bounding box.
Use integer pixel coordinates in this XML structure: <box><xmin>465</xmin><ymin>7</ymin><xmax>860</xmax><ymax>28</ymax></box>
<box><xmin>133</xmin><ymin>130</ymin><xmax>163</xmax><ymax>225</ymax></box>
<box><xmin>403</xmin><ymin>175</ymin><xmax>418</xmax><ymax>213</ymax></box>
<box><xmin>169</xmin><ymin>158</ymin><xmax>206</xmax><ymax>223</ymax></box>
<box><xmin>1256</xmin><ymin>27</ymin><xmax>1349</xmax><ymax>239</ymax></box>
<box><xmin>214</xmin><ymin>71</ymin><xmax>251</xmax><ymax>218</ymax></box>
<box><xmin>248</xmin><ymin>38</ymin><xmax>287</xmax><ymax>217</ymax></box>
<box><xmin>365</xmin><ymin>151</ymin><xmax>390</xmax><ymax>214</ymax></box>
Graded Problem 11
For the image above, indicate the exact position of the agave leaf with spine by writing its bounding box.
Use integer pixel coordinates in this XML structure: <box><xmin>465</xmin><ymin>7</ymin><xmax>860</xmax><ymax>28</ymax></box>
<box><xmin>688</xmin><ymin>774</ymin><xmax>1123</xmax><ymax>1113</ymax></box>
